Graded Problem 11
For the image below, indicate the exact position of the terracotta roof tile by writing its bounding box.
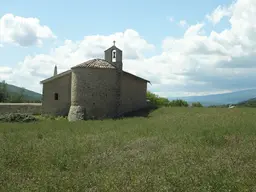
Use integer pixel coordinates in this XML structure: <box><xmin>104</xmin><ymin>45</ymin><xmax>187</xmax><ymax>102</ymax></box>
<box><xmin>71</xmin><ymin>59</ymin><xmax>115</xmax><ymax>69</ymax></box>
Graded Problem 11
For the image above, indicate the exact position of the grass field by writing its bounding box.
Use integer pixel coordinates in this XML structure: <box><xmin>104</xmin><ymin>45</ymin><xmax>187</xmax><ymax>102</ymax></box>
<box><xmin>1</xmin><ymin>107</ymin><xmax>256</xmax><ymax>191</ymax></box>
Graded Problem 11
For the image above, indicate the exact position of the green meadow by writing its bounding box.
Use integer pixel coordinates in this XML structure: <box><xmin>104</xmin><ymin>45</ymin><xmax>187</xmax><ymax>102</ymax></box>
<box><xmin>1</xmin><ymin>107</ymin><xmax>256</xmax><ymax>191</ymax></box>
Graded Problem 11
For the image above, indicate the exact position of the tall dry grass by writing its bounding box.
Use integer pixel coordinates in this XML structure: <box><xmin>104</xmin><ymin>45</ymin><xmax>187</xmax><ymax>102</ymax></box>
<box><xmin>1</xmin><ymin>107</ymin><xmax>256</xmax><ymax>191</ymax></box>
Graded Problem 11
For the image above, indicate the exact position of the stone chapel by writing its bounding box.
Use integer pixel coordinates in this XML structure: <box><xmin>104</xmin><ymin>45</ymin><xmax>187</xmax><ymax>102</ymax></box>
<box><xmin>40</xmin><ymin>42</ymin><xmax>150</xmax><ymax>121</ymax></box>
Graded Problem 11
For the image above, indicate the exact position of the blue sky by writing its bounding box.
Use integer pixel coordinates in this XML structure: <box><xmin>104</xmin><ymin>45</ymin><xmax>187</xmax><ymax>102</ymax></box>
<box><xmin>1</xmin><ymin>0</ymin><xmax>256</xmax><ymax>97</ymax></box>
<box><xmin>1</xmin><ymin>0</ymin><xmax>232</xmax><ymax>39</ymax></box>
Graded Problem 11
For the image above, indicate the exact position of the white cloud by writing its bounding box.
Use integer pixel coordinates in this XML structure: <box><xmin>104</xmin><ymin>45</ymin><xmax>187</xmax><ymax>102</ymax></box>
<box><xmin>0</xmin><ymin>66</ymin><xmax>12</xmax><ymax>73</ymax></box>
<box><xmin>0</xmin><ymin>13</ymin><xmax>56</xmax><ymax>47</ymax></box>
<box><xmin>169</xmin><ymin>17</ymin><xmax>174</xmax><ymax>22</ymax></box>
<box><xmin>0</xmin><ymin>67</ymin><xmax>13</xmax><ymax>81</ymax></box>
<box><xmin>206</xmin><ymin>4</ymin><xmax>234</xmax><ymax>25</ymax></box>
<box><xmin>179</xmin><ymin>20</ymin><xmax>188</xmax><ymax>27</ymax></box>
<box><xmin>4</xmin><ymin>0</ymin><xmax>256</xmax><ymax>97</ymax></box>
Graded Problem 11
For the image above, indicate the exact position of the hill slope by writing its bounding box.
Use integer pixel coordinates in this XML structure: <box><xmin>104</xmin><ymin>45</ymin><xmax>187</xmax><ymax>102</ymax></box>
<box><xmin>0</xmin><ymin>82</ymin><xmax>42</xmax><ymax>102</ymax></box>
<box><xmin>236</xmin><ymin>97</ymin><xmax>256</xmax><ymax>107</ymax></box>
<box><xmin>6</xmin><ymin>84</ymin><xmax>42</xmax><ymax>101</ymax></box>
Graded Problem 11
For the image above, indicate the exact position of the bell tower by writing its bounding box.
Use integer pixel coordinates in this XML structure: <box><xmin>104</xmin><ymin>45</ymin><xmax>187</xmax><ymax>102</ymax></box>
<box><xmin>104</xmin><ymin>41</ymin><xmax>123</xmax><ymax>117</ymax></box>
<box><xmin>104</xmin><ymin>41</ymin><xmax>123</xmax><ymax>70</ymax></box>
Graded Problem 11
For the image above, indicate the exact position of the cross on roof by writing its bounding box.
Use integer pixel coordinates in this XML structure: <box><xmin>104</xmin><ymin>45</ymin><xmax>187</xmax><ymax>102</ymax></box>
<box><xmin>113</xmin><ymin>40</ymin><xmax>116</xmax><ymax>46</ymax></box>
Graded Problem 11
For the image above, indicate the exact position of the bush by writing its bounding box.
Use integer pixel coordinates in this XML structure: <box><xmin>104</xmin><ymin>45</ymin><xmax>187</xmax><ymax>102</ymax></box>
<box><xmin>169</xmin><ymin>99</ymin><xmax>189</xmax><ymax>107</ymax></box>
<box><xmin>0</xmin><ymin>113</ymin><xmax>38</xmax><ymax>123</ymax></box>
<box><xmin>146</xmin><ymin>91</ymin><xmax>170</xmax><ymax>107</ymax></box>
<box><xmin>146</xmin><ymin>92</ymin><xmax>189</xmax><ymax>108</ymax></box>
<box><xmin>192</xmin><ymin>102</ymin><xmax>203</xmax><ymax>107</ymax></box>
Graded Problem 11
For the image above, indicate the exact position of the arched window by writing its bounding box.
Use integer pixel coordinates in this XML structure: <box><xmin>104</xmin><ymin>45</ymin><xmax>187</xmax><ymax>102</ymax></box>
<box><xmin>112</xmin><ymin>50</ymin><xmax>116</xmax><ymax>62</ymax></box>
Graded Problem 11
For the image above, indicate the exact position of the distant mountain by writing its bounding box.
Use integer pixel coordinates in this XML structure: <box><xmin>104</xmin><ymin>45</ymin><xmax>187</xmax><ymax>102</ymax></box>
<box><xmin>1</xmin><ymin>82</ymin><xmax>42</xmax><ymax>102</ymax></box>
<box><xmin>236</xmin><ymin>97</ymin><xmax>256</xmax><ymax>107</ymax></box>
<box><xmin>169</xmin><ymin>89</ymin><xmax>256</xmax><ymax>106</ymax></box>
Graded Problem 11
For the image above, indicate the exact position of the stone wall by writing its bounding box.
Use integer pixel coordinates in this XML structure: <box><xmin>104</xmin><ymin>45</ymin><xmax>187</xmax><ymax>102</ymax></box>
<box><xmin>69</xmin><ymin>68</ymin><xmax>117</xmax><ymax>119</ymax></box>
<box><xmin>0</xmin><ymin>103</ymin><xmax>42</xmax><ymax>115</ymax></box>
<box><xmin>42</xmin><ymin>72</ymin><xmax>72</xmax><ymax>116</ymax></box>
<box><xmin>120</xmin><ymin>73</ymin><xmax>148</xmax><ymax>114</ymax></box>
<box><xmin>115</xmin><ymin>65</ymin><xmax>123</xmax><ymax>117</ymax></box>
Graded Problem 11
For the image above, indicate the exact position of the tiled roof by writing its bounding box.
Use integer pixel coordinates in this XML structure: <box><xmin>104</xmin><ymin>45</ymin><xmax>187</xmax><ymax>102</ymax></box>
<box><xmin>71</xmin><ymin>59</ymin><xmax>115</xmax><ymax>69</ymax></box>
<box><xmin>123</xmin><ymin>71</ymin><xmax>150</xmax><ymax>83</ymax></box>
<box><xmin>40</xmin><ymin>70</ymin><xmax>71</xmax><ymax>84</ymax></box>
<box><xmin>40</xmin><ymin>59</ymin><xmax>151</xmax><ymax>84</ymax></box>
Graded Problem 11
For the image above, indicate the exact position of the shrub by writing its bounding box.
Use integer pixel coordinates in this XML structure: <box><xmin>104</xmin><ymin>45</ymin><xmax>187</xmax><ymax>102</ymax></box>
<box><xmin>146</xmin><ymin>91</ymin><xmax>170</xmax><ymax>107</ymax></box>
<box><xmin>146</xmin><ymin>92</ymin><xmax>189</xmax><ymax>107</ymax></box>
<box><xmin>192</xmin><ymin>102</ymin><xmax>203</xmax><ymax>107</ymax></box>
<box><xmin>0</xmin><ymin>113</ymin><xmax>38</xmax><ymax>123</ymax></box>
<box><xmin>169</xmin><ymin>99</ymin><xmax>189</xmax><ymax>107</ymax></box>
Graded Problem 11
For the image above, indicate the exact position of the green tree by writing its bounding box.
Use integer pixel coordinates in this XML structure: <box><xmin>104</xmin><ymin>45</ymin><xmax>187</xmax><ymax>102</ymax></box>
<box><xmin>146</xmin><ymin>91</ymin><xmax>170</xmax><ymax>107</ymax></box>
<box><xmin>0</xmin><ymin>80</ymin><xmax>8</xmax><ymax>102</ymax></box>
<box><xmin>169</xmin><ymin>99</ymin><xmax>189</xmax><ymax>107</ymax></box>
<box><xmin>192</xmin><ymin>102</ymin><xmax>203</xmax><ymax>107</ymax></box>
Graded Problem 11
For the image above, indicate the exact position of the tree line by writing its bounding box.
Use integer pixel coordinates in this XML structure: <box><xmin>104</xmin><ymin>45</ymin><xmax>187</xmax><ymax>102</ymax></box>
<box><xmin>146</xmin><ymin>91</ymin><xmax>203</xmax><ymax>107</ymax></box>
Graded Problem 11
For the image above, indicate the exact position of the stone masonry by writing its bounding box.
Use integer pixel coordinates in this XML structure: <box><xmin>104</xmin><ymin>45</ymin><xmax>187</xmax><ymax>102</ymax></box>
<box><xmin>0</xmin><ymin>103</ymin><xmax>42</xmax><ymax>115</ymax></box>
<box><xmin>41</xmin><ymin>71</ymin><xmax>71</xmax><ymax>116</ymax></box>
<box><xmin>120</xmin><ymin>72</ymin><xmax>147</xmax><ymax>114</ymax></box>
<box><xmin>68</xmin><ymin>66</ymin><xmax>117</xmax><ymax>121</ymax></box>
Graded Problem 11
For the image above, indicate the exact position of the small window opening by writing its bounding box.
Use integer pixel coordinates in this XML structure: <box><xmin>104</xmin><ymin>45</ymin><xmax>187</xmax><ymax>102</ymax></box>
<box><xmin>112</xmin><ymin>50</ymin><xmax>117</xmax><ymax>62</ymax></box>
<box><xmin>54</xmin><ymin>93</ymin><xmax>59</xmax><ymax>100</ymax></box>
